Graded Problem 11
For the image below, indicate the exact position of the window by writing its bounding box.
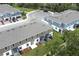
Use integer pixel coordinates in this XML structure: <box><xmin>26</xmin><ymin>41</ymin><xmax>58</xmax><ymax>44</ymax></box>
<box><xmin>37</xmin><ymin>39</ymin><xmax>38</xmax><ymax>42</ymax></box>
<box><xmin>16</xmin><ymin>16</ymin><xmax>21</xmax><ymax>18</ymax></box>
<box><xmin>12</xmin><ymin>17</ymin><xmax>16</xmax><ymax>22</ymax></box>
<box><xmin>43</xmin><ymin>10</ymin><xmax>48</xmax><ymax>12</ymax></box>
<box><xmin>13</xmin><ymin>44</ymin><xmax>14</xmax><ymax>47</ymax></box>
<box><xmin>27</xmin><ymin>44</ymin><xmax>29</xmax><ymax>46</ymax></box>
<box><xmin>26</xmin><ymin>39</ymin><xmax>27</xmax><ymax>41</ymax></box>
<box><xmin>5</xmin><ymin>18</ymin><xmax>8</xmax><ymax>21</ymax></box>
<box><xmin>40</xmin><ymin>36</ymin><xmax>44</xmax><ymax>41</ymax></box>
<box><xmin>19</xmin><ymin>47</ymin><xmax>22</xmax><ymax>49</ymax></box>
<box><xmin>6</xmin><ymin>52</ymin><xmax>9</xmax><ymax>55</ymax></box>
<box><xmin>19</xmin><ymin>41</ymin><xmax>21</xmax><ymax>44</ymax></box>
<box><xmin>5</xmin><ymin>47</ymin><xmax>7</xmax><ymax>50</ymax></box>
<box><xmin>55</xmin><ymin>27</ymin><xmax>57</xmax><ymax>29</ymax></box>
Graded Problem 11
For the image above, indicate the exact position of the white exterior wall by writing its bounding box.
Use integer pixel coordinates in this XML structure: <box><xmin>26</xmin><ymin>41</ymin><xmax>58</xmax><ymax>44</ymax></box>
<box><xmin>31</xmin><ymin>37</ymin><xmax>40</xmax><ymax>49</ymax></box>
<box><xmin>51</xmin><ymin>25</ymin><xmax>60</xmax><ymax>32</ymax></box>
<box><xmin>3</xmin><ymin>50</ymin><xmax>12</xmax><ymax>56</ymax></box>
<box><xmin>3</xmin><ymin>42</ymin><xmax>31</xmax><ymax>56</ymax></box>
<box><xmin>49</xmin><ymin>32</ymin><xmax>53</xmax><ymax>36</ymax></box>
<box><xmin>66</xmin><ymin>24</ymin><xmax>75</xmax><ymax>31</ymax></box>
<box><xmin>41</xmin><ymin>19</ymin><xmax>49</xmax><ymax>25</ymax></box>
<box><xmin>3</xmin><ymin>17</ymin><xmax>11</xmax><ymax>24</ymax></box>
<box><xmin>4</xmin><ymin>17</ymin><xmax>10</xmax><ymax>21</ymax></box>
<box><xmin>4</xmin><ymin>18</ymin><xmax>11</xmax><ymax>24</ymax></box>
<box><xmin>18</xmin><ymin>42</ymin><xmax>31</xmax><ymax>51</ymax></box>
<box><xmin>33</xmin><ymin>37</ymin><xmax>40</xmax><ymax>45</ymax></box>
<box><xmin>4</xmin><ymin>17</ymin><xmax>10</xmax><ymax>23</ymax></box>
<box><xmin>51</xmin><ymin>24</ymin><xmax>75</xmax><ymax>32</ymax></box>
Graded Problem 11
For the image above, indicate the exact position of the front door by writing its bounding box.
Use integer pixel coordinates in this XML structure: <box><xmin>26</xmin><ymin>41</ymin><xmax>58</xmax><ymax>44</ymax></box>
<box><xmin>12</xmin><ymin>17</ymin><xmax>16</xmax><ymax>22</ymax></box>
<box><xmin>74</xmin><ymin>24</ymin><xmax>79</xmax><ymax>28</ymax></box>
<box><xmin>59</xmin><ymin>29</ymin><xmax>61</xmax><ymax>32</ymax></box>
<box><xmin>12</xmin><ymin>47</ymin><xmax>20</xmax><ymax>55</ymax></box>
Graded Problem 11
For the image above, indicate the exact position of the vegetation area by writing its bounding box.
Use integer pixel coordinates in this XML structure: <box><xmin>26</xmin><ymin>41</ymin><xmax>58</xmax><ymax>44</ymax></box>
<box><xmin>57</xmin><ymin>29</ymin><xmax>79</xmax><ymax>56</ymax></box>
<box><xmin>9</xmin><ymin>3</ymin><xmax>79</xmax><ymax>12</ymax></box>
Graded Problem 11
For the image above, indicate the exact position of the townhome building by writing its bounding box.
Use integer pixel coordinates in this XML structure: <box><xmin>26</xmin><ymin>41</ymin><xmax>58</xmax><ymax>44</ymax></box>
<box><xmin>0</xmin><ymin>4</ymin><xmax>21</xmax><ymax>25</ymax></box>
<box><xmin>0</xmin><ymin>19</ymin><xmax>53</xmax><ymax>56</ymax></box>
<box><xmin>27</xmin><ymin>10</ymin><xmax>79</xmax><ymax>33</ymax></box>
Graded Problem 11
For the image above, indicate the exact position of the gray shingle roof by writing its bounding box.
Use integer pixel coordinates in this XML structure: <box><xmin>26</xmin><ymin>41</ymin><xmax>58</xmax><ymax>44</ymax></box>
<box><xmin>28</xmin><ymin>10</ymin><xmax>79</xmax><ymax>24</ymax></box>
<box><xmin>0</xmin><ymin>20</ymin><xmax>52</xmax><ymax>49</ymax></box>
<box><xmin>28</xmin><ymin>10</ymin><xmax>52</xmax><ymax>20</ymax></box>
<box><xmin>0</xmin><ymin>4</ymin><xmax>21</xmax><ymax>20</ymax></box>
<box><xmin>0</xmin><ymin>4</ymin><xmax>20</xmax><ymax>15</ymax></box>
<box><xmin>51</xmin><ymin>10</ymin><xmax>79</xmax><ymax>24</ymax></box>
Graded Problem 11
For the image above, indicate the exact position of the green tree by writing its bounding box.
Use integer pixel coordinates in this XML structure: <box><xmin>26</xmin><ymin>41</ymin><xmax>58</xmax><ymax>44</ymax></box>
<box><xmin>57</xmin><ymin>29</ymin><xmax>79</xmax><ymax>56</ymax></box>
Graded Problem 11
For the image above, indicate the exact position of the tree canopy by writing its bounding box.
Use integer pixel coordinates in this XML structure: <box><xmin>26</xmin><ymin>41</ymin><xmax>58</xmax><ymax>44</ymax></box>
<box><xmin>57</xmin><ymin>29</ymin><xmax>79</xmax><ymax>56</ymax></box>
<box><xmin>9</xmin><ymin>3</ymin><xmax>79</xmax><ymax>12</ymax></box>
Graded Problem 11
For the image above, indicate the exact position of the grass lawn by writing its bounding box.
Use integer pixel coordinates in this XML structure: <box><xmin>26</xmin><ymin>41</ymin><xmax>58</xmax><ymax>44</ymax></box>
<box><xmin>22</xmin><ymin>31</ymin><xmax>64</xmax><ymax>56</ymax></box>
<box><xmin>15</xmin><ymin>6</ymin><xmax>36</xmax><ymax>13</ymax></box>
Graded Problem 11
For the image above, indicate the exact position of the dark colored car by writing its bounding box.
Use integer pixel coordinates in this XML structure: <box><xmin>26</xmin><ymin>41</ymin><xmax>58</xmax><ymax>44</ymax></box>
<box><xmin>43</xmin><ymin>9</ymin><xmax>48</xmax><ymax>12</ymax></box>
